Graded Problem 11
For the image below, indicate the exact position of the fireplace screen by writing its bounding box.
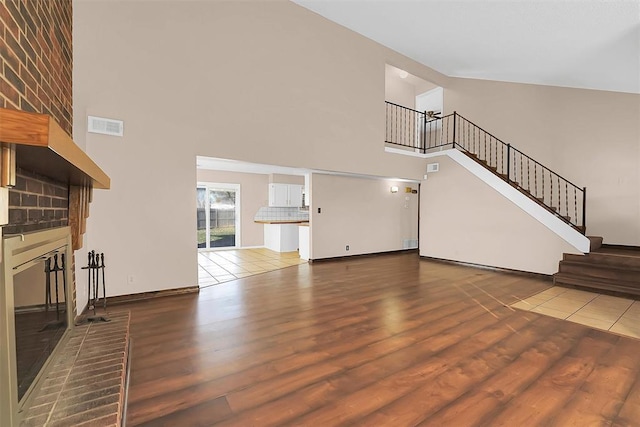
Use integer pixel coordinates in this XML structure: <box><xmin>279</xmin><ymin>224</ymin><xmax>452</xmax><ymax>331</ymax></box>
<box><xmin>0</xmin><ymin>227</ymin><xmax>73</xmax><ymax>426</ymax></box>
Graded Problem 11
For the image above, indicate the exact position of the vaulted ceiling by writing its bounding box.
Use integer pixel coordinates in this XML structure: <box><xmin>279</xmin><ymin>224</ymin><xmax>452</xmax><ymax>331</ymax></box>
<box><xmin>293</xmin><ymin>0</ymin><xmax>640</xmax><ymax>94</ymax></box>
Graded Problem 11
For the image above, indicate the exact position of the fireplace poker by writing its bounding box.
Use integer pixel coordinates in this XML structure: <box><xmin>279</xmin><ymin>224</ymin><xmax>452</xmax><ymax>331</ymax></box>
<box><xmin>39</xmin><ymin>253</ymin><xmax>66</xmax><ymax>331</ymax></box>
<box><xmin>78</xmin><ymin>250</ymin><xmax>110</xmax><ymax>323</ymax></box>
<box><xmin>44</xmin><ymin>257</ymin><xmax>51</xmax><ymax>313</ymax></box>
<box><xmin>86</xmin><ymin>251</ymin><xmax>92</xmax><ymax>312</ymax></box>
<box><xmin>100</xmin><ymin>253</ymin><xmax>107</xmax><ymax>310</ymax></box>
<box><xmin>53</xmin><ymin>254</ymin><xmax>60</xmax><ymax>321</ymax></box>
<box><xmin>61</xmin><ymin>253</ymin><xmax>67</xmax><ymax>307</ymax></box>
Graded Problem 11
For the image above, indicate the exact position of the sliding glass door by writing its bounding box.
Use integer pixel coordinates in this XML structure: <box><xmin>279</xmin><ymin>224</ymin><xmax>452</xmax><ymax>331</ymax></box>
<box><xmin>197</xmin><ymin>183</ymin><xmax>240</xmax><ymax>249</ymax></box>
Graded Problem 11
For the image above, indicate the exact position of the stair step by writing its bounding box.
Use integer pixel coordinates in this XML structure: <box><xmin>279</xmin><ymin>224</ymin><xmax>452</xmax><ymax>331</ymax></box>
<box><xmin>553</xmin><ymin>273</ymin><xmax>640</xmax><ymax>297</ymax></box>
<box><xmin>563</xmin><ymin>251</ymin><xmax>640</xmax><ymax>270</ymax></box>
<box><xmin>558</xmin><ymin>260</ymin><xmax>640</xmax><ymax>283</ymax></box>
<box><xmin>561</xmin><ymin>215</ymin><xmax>571</xmax><ymax>222</ymax></box>
<box><xmin>588</xmin><ymin>236</ymin><xmax>603</xmax><ymax>251</ymax></box>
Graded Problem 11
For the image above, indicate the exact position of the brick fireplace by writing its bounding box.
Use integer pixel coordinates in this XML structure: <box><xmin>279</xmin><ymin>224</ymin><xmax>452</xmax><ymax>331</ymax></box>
<box><xmin>0</xmin><ymin>2</ymin><xmax>127</xmax><ymax>425</ymax></box>
<box><xmin>0</xmin><ymin>108</ymin><xmax>111</xmax><ymax>425</ymax></box>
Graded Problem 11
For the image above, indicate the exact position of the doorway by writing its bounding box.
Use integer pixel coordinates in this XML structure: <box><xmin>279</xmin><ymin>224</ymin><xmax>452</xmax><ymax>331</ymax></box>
<box><xmin>197</xmin><ymin>183</ymin><xmax>240</xmax><ymax>250</ymax></box>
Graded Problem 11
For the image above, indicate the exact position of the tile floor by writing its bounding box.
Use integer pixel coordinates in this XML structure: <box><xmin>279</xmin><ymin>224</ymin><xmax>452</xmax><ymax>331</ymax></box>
<box><xmin>198</xmin><ymin>248</ymin><xmax>306</xmax><ymax>287</ymax></box>
<box><xmin>512</xmin><ymin>286</ymin><xmax>640</xmax><ymax>339</ymax></box>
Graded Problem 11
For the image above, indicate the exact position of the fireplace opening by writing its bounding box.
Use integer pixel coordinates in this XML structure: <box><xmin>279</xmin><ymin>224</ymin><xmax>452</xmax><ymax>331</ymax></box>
<box><xmin>13</xmin><ymin>251</ymin><xmax>68</xmax><ymax>400</ymax></box>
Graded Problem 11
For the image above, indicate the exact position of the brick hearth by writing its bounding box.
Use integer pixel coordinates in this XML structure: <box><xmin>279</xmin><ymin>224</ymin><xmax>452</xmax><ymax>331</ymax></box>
<box><xmin>19</xmin><ymin>311</ymin><xmax>131</xmax><ymax>427</ymax></box>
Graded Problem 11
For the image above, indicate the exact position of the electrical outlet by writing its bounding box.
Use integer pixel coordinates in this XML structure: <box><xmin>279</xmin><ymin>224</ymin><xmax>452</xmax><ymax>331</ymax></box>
<box><xmin>127</xmin><ymin>275</ymin><xmax>135</xmax><ymax>285</ymax></box>
<box><xmin>317</xmin><ymin>207</ymin><xmax>321</xmax><ymax>213</ymax></box>
<box><xmin>346</xmin><ymin>245</ymin><xmax>349</xmax><ymax>251</ymax></box>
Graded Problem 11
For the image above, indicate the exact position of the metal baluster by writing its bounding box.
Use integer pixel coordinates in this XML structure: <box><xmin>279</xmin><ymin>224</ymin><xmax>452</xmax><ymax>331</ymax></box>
<box><xmin>401</xmin><ymin>107</ymin><xmax>404</xmax><ymax>146</ymax></box>
<box><xmin>484</xmin><ymin>133</ymin><xmax>487</xmax><ymax>162</ymax></box>
<box><xmin>574</xmin><ymin>187</ymin><xmax>578</xmax><ymax>227</ymax></box>
<box><xmin>519</xmin><ymin>153</ymin><xmax>523</xmax><ymax>188</ymax></box>
<box><xmin>565</xmin><ymin>182</ymin><xmax>569</xmax><ymax>221</ymax></box>
<box><xmin>534</xmin><ymin>163</ymin><xmax>538</xmax><ymax>199</ymax></box>
<box><xmin>558</xmin><ymin>177</ymin><xmax>561</xmax><ymax>216</ymax></box>
<box><xmin>584</xmin><ymin>186</ymin><xmax>587</xmax><ymax>229</ymax></box>
<box><xmin>506</xmin><ymin>144</ymin><xmax>511</xmax><ymax>182</ymax></box>
<box><xmin>472</xmin><ymin>125</ymin><xmax>476</xmax><ymax>153</ymax></box>
<box><xmin>452</xmin><ymin>112</ymin><xmax>457</xmax><ymax>148</ymax></box>
<box><xmin>542</xmin><ymin>170</ymin><xmax>545</xmax><ymax>203</ymax></box>
<box><xmin>550</xmin><ymin>172</ymin><xmax>553</xmax><ymax>210</ymax></box>
<box><xmin>527</xmin><ymin>158</ymin><xmax>530</xmax><ymax>192</ymax></box>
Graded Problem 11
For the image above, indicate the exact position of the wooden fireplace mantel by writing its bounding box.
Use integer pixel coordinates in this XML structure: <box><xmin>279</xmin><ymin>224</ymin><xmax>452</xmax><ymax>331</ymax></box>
<box><xmin>0</xmin><ymin>108</ymin><xmax>111</xmax><ymax>249</ymax></box>
<box><xmin>0</xmin><ymin>108</ymin><xmax>110</xmax><ymax>189</ymax></box>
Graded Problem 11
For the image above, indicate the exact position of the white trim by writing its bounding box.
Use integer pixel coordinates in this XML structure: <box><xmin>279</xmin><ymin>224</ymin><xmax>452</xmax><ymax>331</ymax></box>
<box><xmin>386</xmin><ymin>148</ymin><xmax>590</xmax><ymax>253</ymax></box>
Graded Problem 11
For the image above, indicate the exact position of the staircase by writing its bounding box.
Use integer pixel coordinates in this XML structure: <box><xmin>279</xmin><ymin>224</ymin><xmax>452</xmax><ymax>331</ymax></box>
<box><xmin>384</xmin><ymin>103</ymin><xmax>586</xmax><ymax>233</ymax></box>
<box><xmin>554</xmin><ymin>240</ymin><xmax>640</xmax><ymax>297</ymax></box>
<box><xmin>384</xmin><ymin>102</ymin><xmax>640</xmax><ymax>296</ymax></box>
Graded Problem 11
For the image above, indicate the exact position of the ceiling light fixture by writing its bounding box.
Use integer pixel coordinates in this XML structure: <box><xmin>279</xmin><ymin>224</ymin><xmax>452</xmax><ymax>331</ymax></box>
<box><xmin>398</xmin><ymin>70</ymin><xmax>408</xmax><ymax>79</ymax></box>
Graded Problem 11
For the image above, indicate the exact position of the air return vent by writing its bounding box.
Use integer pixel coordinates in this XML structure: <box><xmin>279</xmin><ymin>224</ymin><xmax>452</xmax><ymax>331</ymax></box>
<box><xmin>88</xmin><ymin>116</ymin><xmax>124</xmax><ymax>137</ymax></box>
<box><xmin>403</xmin><ymin>239</ymin><xmax>418</xmax><ymax>249</ymax></box>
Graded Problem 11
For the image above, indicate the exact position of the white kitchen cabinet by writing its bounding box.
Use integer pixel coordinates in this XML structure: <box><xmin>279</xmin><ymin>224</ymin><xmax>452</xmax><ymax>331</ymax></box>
<box><xmin>289</xmin><ymin>184</ymin><xmax>303</xmax><ymax>207</ymax></box>
<box><xmin>264</xmin><ymin>223</ymin><xmax>299</xmax><ymax>252</ymax></box>
<box><xmin>298</xmin><ymin>224</ymin><xmax>309</xmax><ymax>260</ymax></box>
<box><xmin>269</xmin><ymin>184</ymin><xmax>303</xmax><ymax>207</ymax></box>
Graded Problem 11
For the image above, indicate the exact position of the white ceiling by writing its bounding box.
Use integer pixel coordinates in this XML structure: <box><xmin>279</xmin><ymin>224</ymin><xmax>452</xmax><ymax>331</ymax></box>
<box><xmin>293</xmin><ymin>0</ymin><xmax>640</xmax><ymax>94</ymax></box>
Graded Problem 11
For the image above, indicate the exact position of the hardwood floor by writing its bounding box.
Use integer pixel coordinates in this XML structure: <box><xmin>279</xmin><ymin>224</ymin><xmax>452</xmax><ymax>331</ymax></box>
<box><xmin>121</xmin><ymin>252</ymin><xmax>640</xmax><ymax>426</ymax></box>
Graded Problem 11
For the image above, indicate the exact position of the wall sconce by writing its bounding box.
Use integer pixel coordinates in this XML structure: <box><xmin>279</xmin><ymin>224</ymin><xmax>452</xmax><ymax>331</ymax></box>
<box><xmin>390</xmin><ymin>186</ymin><xmax>399</xmax><ymax>193</ymax></box>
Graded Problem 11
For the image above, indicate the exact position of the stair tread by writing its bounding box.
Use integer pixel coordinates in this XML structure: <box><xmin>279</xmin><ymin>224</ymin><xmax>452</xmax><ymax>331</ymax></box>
<box><xmin>553</xmin><ymin>273</ymin><xmax>640</xmax><ymax>293</ymax></box>
<box><xmin>593</xmin><ymin>247</ymin><xmax>640</xmax><ymax>257</ymax></box>
<box><xmin>565</xmin><ymin>251</ymin><xmax>640</xmax><ymax>262</ymax></box>
<box><xmin>559</xmin><ymin>259</ymin><xmax>640</xmax><ymax>275</ymax></box>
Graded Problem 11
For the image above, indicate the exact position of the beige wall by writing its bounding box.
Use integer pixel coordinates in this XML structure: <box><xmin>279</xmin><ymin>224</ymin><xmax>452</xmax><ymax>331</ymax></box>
<box><xmin>73</xmin><ymin>1</ymin><xmax>441</xmax><ymax>297</ymax></box>
<box><xmin>445</xmin><ymin>78</ymin><xmax>640</xmax><ymax>245</ymax></box>
<box><xmin>311</xmin><ymin>174</ymin><xmax>419</xmax><ymax>259</ymax></box>
<box><xmin>196</xmin><ymin>169</ymin><xmax>269</xmax><ymax>248</ymax></box>
<box><xmin>72</xmin><ymin>0</ymin><xmax>639</xmax><ymax>297</ymax></box>
<box><xmin>385</xmin><ymin>65</ymin><xmax>416</xmax><ymax>108</ymax></box>
<box><xmin>385</xmin><ymin>64</ymin><xmax>441</xmax><ymax>108</ymax></box>
<box><xmin>269</xmin><ymin>174</ymin><xmax>304</xmax><ymax>185</ymax></box>
<box><xmin>420</xmin><ymin>156</ymin><xmax>582</xmax><ymax>274</ymax></box>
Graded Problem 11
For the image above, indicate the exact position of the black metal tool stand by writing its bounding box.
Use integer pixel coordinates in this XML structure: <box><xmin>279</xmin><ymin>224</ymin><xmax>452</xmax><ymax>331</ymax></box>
<box><xmin>80</xmin><ymin>250</ymin><xmax>110</xmax><ymax>323</ymax></box>
<box><xmin>41</xmin><ymin>253</ymin><xmax>67</xmax><ymax>331</ymax></box>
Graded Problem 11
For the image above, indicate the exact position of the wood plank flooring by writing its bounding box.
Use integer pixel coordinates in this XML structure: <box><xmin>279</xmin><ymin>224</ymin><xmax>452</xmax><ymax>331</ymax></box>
<box><xmin>120</xmin><ymin>252</ymin><xmax>640</xmax><ymax>426</ymax></box>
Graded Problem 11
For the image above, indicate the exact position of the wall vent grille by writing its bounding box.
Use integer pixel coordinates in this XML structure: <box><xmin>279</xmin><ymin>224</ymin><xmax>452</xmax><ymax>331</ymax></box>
<box><xmin>88</xmin><ymin>116</ymin><xmax>124</xmax><ymax>137</ymax></box>
<box><xmin>427</xmin><ymin>163</ymin><xmax>439</xmax><ymax>173</ymax></box>
<box><xmin>403</xmin><ymin>239</ymin><xmax>418</xmax><ymax>249</ymax></box>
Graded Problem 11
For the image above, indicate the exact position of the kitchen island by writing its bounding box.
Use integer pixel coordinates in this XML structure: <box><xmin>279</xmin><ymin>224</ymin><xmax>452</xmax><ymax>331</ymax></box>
<box><xmin>255</xmin><ymin>220</ymin><xmax>309</xmax><ymax>253</ymax></box>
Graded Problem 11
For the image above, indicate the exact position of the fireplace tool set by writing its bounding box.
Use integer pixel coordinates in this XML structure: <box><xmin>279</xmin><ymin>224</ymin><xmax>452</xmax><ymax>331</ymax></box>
<box><xmin>41</xmin><ymin>253</ymin><xmax>67</xmax><ymax>331</ymax></box>
<box><xmin>81</xmin><ymin>250</ymin><xmax>110</xmax><ymax>323</ymax></box>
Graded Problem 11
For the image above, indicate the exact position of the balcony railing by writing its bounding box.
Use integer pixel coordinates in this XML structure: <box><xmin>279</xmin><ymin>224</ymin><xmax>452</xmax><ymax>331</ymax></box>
<box><xmin>385</xmin><ymin>102</ymin><xmax>586</xmax><ymax>232</ymax></box>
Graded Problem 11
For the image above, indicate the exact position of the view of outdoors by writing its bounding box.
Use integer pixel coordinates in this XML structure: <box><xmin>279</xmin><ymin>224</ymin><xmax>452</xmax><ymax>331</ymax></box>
<box><xmin>197</xmin><ymin>187</ymin><xmax>237</xmax><ymax>249</ymax></box>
